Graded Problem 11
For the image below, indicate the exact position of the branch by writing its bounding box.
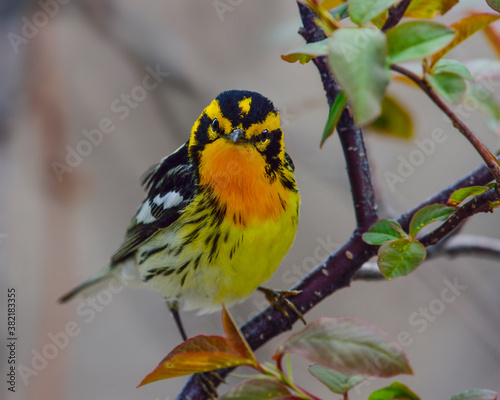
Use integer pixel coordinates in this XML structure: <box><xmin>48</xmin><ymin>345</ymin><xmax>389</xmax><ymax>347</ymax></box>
<box><xmin>353</xmin><ymin>262</ymin><xmax>382</xmax><ymax>281</ymax></box>
<box><xmin>299</xmin><ymin>3</ymin><xmax>378</xmax><ymax>231</ymax></box>
<box><xmin>420</xmin><ymin>189</ymin><xmax>498</xmax><ymax>247</ymax></box>
<box><xmin>391</xmin><ymin>64</ymin><xmax>500</xmax><ymax>183</ymax></box>
<box><xmin>176</xmin><ymin>6</ymin><xmax>500</xmax><ymax>399</ymax></box>
<box><xmin>382</xmin><ymin>0</ymin><xmax>413</xmax><ymax>32</ymax></box>
<box><xmin>427</xmin><ymin>234</ymin><xmax>500</xmax><ymax>259</ymax></box>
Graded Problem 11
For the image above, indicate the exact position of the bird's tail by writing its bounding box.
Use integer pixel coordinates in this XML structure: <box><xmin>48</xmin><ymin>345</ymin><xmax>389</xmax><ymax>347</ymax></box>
<box><xmin>59</xmin><ymin>267</ymin><xmax>114</xmax><ymax>303</ymax></box>
<box><xmin>59</xmin><ymin>259</ymin><xmax>141</xmax><ymax>303</ymax></box>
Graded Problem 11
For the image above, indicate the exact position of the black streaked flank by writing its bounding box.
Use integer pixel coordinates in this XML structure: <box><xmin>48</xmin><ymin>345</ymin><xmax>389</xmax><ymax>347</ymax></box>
<box><xmin>139</xmin><ymin>243</ymin><xmax>170</xmax><ymax>265</ymax></box>
<box><xmin>176</xmin><ymin>260</ymin><xmax>191</xmax><ymax>275</ymax></box>
<box><xmin>182</xmin><ymin>225</ymin><xmax>204</xmax><ymax>245</ymax></box>
<box><xmin>174</xmin><ymin>246</ymin><xmax>184</xmax><ymax>257</ymax></box>
<box><xmin>162</xmin><ymin>269</ymin><xmax>175</xmax><ymax>277</ymax></box>
<box><xmin>193</xmin><ymin>254</ymin><xmax>202</xmax><ymax>270</ymax></box>
<box><xmin>143</xmin><ymin>267</ymin><xmax>173</xmax><ymax>282</ymax></box>
<box><xmin>180</xmin><ymin>273</ymin><xmax>188</xmax><ymax>288</ymax></box>
<box><xmin>278</xmin><ymin>193</ymin><xmax>287</xmax><ymax>212</ymax></box>
<box><xmin>209</xmin><ymin>231</ymin><xmax>221</xmax><ymax>262</ymax></box>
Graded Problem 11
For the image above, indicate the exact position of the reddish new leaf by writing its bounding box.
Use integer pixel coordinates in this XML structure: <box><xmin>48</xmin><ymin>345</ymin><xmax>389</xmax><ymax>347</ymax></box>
<box><xmin>220</xmin><ymin>378</ymin><xmax>294</xmax><ymax>400</ymax></box>
<box><xmin>448</xmin><ymin>389</ymin><xmax>498</xmax><ymax>400</ymax></box>
<box><xmin>431</xmin><ymin>14</ymin><xmax>500</xmax><ymax>67</ymax></box>
<box><xmin>138</xmin><ymin>335</ymin><xmax>253</xmax><ymax>386</ymax></box>
<box><xmin>274</xmin><ymin>317</ymin><xmax>412</xmax><ymax>378</ymax></box>
<box><xmin>222</xmin><ymin>304</ymin><xmax>258</xmax><ymax>365</ymax></box>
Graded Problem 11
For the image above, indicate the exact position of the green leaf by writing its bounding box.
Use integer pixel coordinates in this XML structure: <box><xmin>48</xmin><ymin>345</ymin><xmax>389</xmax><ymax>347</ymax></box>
<box><xmin>431</xmin><ymin>14</ymin><xmax>500</xmax><ymax>67</ymax></box>
<box><xmin>362</xmin><ymin>219</ymin><xmax>407</xmax><ymax>245</ymax></box>
<box><xmin>369</xmin><ymin>95</ymin><xmax>414</xmax><ymax>139</ymax></box>
<box><xmin>220</xmin><ymin>378</ymin><xmax>294</xmax><ymax>400</ymax></box>
<box><xmin>330</xmin><ymin>3</ymin><xmax>349</xmax><ymax>21</ymax></box>
<box><xmin>368</xmin><ymin>381</ymin><xmax>420</xmax><ymax>400</ymax></box>
<box><xmin>309</xmin><ymin>365</ymin><xmax>365</xmax><ymax>394</ymax></box>
<box><xmin>409</xmin><ymin>204</ymin><xmax>457</xmax><ymax>237</ymax></box>
<box><xmin>427</xmin><ymin>72</ymin><xmax>466</xmax><ymax>103</ymax></box>
<box><xmin>349</xmin><ymin>0</ymin><xmax>399</xmax><ymax>26</ymax></box>
<box><xmin>378</xmin><ymin>239</ymin><xmax>426</xmax><ymax>279</ymax></box>
<box><xmin>281</xmin><ymin>38</ymin><xmax>331</xmax><ymax>64</ymax></box>
<box><xmin>321</xmin><ymin>91</ymin><xmax>347</xmax><ymax>147</ymax></box>
<box><xmin>387</xmin><ymin>21</ymin><xmax>455</xmax><ymax>64</ymax></box>
<box><xmin>328</xmin><ymin>28</ymin><xmax>390</xmax><ymax>125</ymax></box>
<box><xmin>447</xmin><ymin>186</ymin><xmax>490</xmax><ymax>207</ymax></box>
<box><xmin>404</xmin><ymin>0</ymin><xmax>458</xmax><ymax>19</ymax></box>
<box><xmin>490</xmin><ymin>199</ymin><xmax>500</xmax><ymax>209</ymax></box>
<box><xmin>448</xmin><ymin>389</ymin><xmax>498</xmax><ymax>400</ymax></box>
<box><xmin>487</xmin><ymin>0</ymin><xmax>500</xmax><ymax>13</ymax></box>
<box><xmin>432</xmin><ymin>59</ymin><xmax>474</xmax><ymax>81</ymax></box>
<box><xmin>274</xmin><ymin>317</ymin><xmax>413</xmax><ymax>378</ymax></box>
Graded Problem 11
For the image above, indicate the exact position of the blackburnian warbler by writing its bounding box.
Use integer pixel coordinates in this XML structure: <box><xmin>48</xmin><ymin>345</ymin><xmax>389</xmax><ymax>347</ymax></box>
<box><xmin>60</xmin><ymin>90</ymin><xmax>300</xmax><ymax>338</ymax></box>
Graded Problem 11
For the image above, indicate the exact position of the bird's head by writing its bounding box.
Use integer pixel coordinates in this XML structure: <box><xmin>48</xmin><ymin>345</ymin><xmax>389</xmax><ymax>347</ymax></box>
<box><xmin>188</xmin><ymin>90</ymin><xmax>287</xmax><ymax>183</ymax></box>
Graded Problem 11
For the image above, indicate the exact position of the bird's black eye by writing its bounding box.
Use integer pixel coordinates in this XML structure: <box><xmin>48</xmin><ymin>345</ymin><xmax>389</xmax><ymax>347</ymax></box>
<box><xmin>260</xmin><ymin>129</ymin><xmax>269</xmax><ymax>142</ymax></box>
<box><xmin>211</xmin><ymin>118</ymin><xmax>220</xmax><ymax>133</ymax></box>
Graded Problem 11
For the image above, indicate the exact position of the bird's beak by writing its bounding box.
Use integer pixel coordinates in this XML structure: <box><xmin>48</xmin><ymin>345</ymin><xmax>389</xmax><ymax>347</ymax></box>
<box><xmin>225</xmin><ymin>129</ymin><xmax>244</xmax><ymax>143</ymax></box>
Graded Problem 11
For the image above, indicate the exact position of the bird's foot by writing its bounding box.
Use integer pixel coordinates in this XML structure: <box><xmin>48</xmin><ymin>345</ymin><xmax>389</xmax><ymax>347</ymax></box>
<box><xmin>195</xmin><ymin>371</ymin><xmax>225</xmax><ymax>399</ymax></box>
<box><xmin>257</xmin><ymin>287</ymin><xmax>306</xmax><ymax>325</ymax></box>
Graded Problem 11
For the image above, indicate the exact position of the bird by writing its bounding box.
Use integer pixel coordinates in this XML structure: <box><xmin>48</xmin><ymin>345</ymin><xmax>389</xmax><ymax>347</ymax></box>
<box><xmin>59</xmin><ymin>90</ymin><xmax>301</xmax><ymax>340</ymax></box>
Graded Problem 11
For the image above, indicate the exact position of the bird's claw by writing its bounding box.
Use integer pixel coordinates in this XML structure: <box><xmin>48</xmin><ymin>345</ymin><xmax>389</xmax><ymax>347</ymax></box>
<box><xmin>258</xmin><ymin>287</ymin><xmax>306</xmax><ymax>325</ymax></box>
<box><xmin>195</xmin><ymin>371</ymin><xmax>225</xmax><ymax>399</ymax></box>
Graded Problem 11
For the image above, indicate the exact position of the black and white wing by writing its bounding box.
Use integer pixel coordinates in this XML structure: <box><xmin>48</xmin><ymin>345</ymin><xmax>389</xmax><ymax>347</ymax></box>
<box><xmin>110</xmin><ymin>142</ymin><xmax>197</xmax><ymax>265</ymax></box>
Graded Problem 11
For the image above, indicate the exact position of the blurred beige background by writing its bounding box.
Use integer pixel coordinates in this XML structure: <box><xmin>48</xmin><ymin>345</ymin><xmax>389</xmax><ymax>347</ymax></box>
<box><xmin>1</xmin><ymin>1</ymin><xmax>499</xmax><ymax>399</ymax></box>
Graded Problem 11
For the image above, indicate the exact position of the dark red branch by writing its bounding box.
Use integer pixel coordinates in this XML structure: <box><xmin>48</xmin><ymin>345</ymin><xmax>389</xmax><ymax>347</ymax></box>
<box><xmin>382</xmin><ymin>0</ymin><xmax>413</xmax><ymax>32</ymax></box>
<box><xmin>299</xmin><ymin>3</ymin><xmax>378</xmax><ymax>231</ymax></box>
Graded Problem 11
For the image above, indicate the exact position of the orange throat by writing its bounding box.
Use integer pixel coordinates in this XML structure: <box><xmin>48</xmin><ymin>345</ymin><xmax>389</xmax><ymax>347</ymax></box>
<box><xmin>198</xmin><ymin>140</ymin><xmax>289</xmax><ymax>224</ymax></box>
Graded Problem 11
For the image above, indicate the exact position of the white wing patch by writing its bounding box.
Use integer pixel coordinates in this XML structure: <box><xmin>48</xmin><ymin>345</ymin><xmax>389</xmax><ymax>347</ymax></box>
<box><xmin>137</xmin><ymin>192</ymin><xmax>183</xmax><ymax>224</ymax></box>
<box><xmin>136</xmin><ymin>201</ymin><xmax>156</xmax><ymax>223</ymax></box>
<box><xmin>153</xmin><ymin>191</ymin><xmax>183</xmax><ymax>209</ymax></box>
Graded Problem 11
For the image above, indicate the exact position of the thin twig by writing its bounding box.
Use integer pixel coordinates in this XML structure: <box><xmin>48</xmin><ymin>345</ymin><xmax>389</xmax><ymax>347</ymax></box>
<box><xmin>391</xmin><ymin>64</ymin><xmax>500</xmax><ymax>183</ymax></box>
<box><xmin>419</xmin><ymin>189</ymin><xmax>499</xmax><ymax>246</ymax></box>
<box><xmin>431</xmin><ymin>234</ymin><xmax>500</xmax><ymax>259</ymax></box>
<box><xmin>382</xmin><ymin>0</ymin><xmax>413</xmax><ymax>32</ymax></box>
